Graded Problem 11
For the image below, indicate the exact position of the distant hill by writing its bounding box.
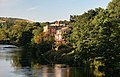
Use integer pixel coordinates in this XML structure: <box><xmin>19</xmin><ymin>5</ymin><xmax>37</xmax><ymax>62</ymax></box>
<box><xmin>0</xmin><ymin>17</ymin><xmax>33</xmax><ymax>23</ymax></box>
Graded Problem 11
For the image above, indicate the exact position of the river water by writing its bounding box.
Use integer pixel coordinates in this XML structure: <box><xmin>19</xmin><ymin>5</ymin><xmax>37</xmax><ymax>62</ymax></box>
<box><xmin>0</xmin><ymin>45</ymin><xmax>116</xmax><ymax>77</ymax></box>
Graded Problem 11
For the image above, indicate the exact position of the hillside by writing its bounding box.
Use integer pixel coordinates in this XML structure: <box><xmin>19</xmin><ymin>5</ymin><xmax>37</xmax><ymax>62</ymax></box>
<box><xmin>0</xmin><ymin>17</ymin><xmax>32</xmax><ymax>23</ymax></box>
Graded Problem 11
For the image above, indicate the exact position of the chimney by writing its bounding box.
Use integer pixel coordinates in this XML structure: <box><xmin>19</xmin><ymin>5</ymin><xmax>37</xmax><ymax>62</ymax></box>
<box><xmin>58</xmin><ymin>21</ymin><xmax>60</xmax><ymax>26</ymax></box>
<box><xmin>55</xmin><ymin>21</ymin><xmax>60</xmax><ymax>26</ymax></box>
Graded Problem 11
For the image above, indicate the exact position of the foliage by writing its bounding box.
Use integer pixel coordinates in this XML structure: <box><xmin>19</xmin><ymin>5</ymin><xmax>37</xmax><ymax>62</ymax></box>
<box><xmin>65</xmin><ymin>0</ymin><xmax>120</xmax><ymax>73</ymax></box>
<box><xmin>0</xmin><ymin>18</ymin><xmax>45</xmax><ymax>45</ymax></box>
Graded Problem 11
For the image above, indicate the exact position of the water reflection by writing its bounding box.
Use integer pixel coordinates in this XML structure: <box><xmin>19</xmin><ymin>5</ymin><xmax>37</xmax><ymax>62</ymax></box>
<box><xmin>0</xmin><ymin>45</ymin><xmax>119</xmax><ymax>77</ymax></box>
<box><xmin>11</xmin><ymin>49</ymin><xmax>94</xmax><ymax>77</ymax></box>
<box><xmin>12</xmin><ymin>65</ymin><xmax>69</xmax><ymax>77</ymax></box>
<box><xmin>12</xmin><ymin>64</ymin><xmax>95</xmax><ymax>77</ymax></box>
<box><xmin>0</xmin><ymin>46</ymin><xmax>96</xmax><ymax>77</ymax></box>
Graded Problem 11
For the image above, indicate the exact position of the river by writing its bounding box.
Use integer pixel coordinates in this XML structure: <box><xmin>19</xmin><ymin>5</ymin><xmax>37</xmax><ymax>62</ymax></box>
<box><xmin>0</xmin><ymin>45</ymin><xmax>117</xmax><ymax>77</ymax></box>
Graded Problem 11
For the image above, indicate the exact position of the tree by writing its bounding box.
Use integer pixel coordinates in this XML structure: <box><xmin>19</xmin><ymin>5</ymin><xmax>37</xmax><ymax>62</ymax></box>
<box><xmin>19</xmin><ymin>30</ymin><xmax>33</xmax><ymax>46</ymax></box>
<box><xmin>67</xmin><ymin>0</ymin><xmax>120</xmax><ymax>71</ymax></box>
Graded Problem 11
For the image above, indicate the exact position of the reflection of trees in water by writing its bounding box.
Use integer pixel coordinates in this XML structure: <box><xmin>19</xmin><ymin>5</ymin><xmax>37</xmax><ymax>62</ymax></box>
<box><xmin>12</xmin><ymin>50</ymin><xmax>32</xmax><ymax>67</ymax></box>
<box><xmin>12</xmin><ymin>53</ymin><xmax>71</xmax><ymax>77</ymax></box>
<box><xmin>11</xmin><ymin>49</ymin><xmax>119</xmax><ymax>77</ymax></box>
<box><xmin>11</xmin><ymin>51</ymin><xmax>90</xmax><ymax>77</ymax></box>
<box><xmin>11</xmin><ymin>50</ymin><xmax>94</xmax><ymax>77</ymax></box>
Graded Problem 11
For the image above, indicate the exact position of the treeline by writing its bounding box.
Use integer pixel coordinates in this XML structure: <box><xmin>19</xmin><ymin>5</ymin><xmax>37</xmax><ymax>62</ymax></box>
<box><xmin>65</xmin><ymin>0</ymin><xmax>120</xmax><ymax>74</ymax></box>
<box><xmin>0</xmin><ymin>18</ymin><xmax>48</xmax><ymax>45</ymax></box>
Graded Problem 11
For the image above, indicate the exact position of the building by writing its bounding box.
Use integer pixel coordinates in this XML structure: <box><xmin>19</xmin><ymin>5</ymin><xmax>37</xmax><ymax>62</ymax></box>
<box><xmin>43</xmin><ymin>21</ymin><xmax>69</xmax><ymax>44</ymax></box>
<box><xmin>0</xmin><ymin>20</ymin><xmax>6</xmax><ymax>27</ymax></box>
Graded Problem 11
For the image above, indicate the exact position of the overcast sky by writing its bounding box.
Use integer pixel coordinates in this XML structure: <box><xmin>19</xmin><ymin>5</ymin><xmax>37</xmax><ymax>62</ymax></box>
<box><xmin>0</xmin><ymin>0</ymin><xmax>112</xmax><ymax>22</ymax></box>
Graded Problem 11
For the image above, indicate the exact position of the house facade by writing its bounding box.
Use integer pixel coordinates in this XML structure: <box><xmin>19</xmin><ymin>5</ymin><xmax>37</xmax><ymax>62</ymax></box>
<box><xmin>43</xmin><ymin>21</ymin><xmax>68</xmax><ymax>44</ymax></box>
